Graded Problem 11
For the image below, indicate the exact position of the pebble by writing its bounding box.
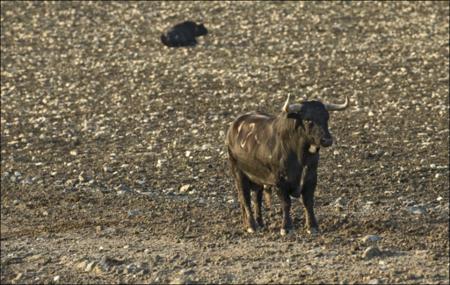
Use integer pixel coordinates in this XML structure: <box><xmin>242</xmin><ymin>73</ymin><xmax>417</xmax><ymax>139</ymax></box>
<box><xmin>76</xmin><ymin>260</ymin><xmax>88</xmax><ymax>270</ymax></box>
<box><xmin>334</xmin><ymin>197</ymin><xmax>345</xmax><ymax>210</ymax></box>
<box><xmin>407</xmin><ymin>206</ymin><xmax>426</xmax><ymax>215</ymax></box>
<box><xmin>361</xmin><ymin>235</ymin><xmax>382</xmax><ymax>243</ymax></box>
<box><xmin>127</xmin><ymin>209</ymin><xmax>141</xmax><ymax>217</ymax></box>
<box><xmin>12</xmin><ymin>273</ymin><xmax>23</xmax><ymax>282</ymax></box>
<box><xmin>179</xmin><ymin>184</ymin><xmax>190</xmax><ymax>193</ymax></box>
<box><xmin>367</xmin><ymin>278</ymin><xmax>380</xmax><ymax>284</ymax></box>
<box><xmin>53</xmin><ymin>275</ymin><xmax>60</xmax><ymax>282</ymax></box>
<box><xmin>362</xmin><ymin>246</ymin><xmax>382</xmax><ymax>259</ymax></box>
<box><xmin>85</xmin><ymin>261</ymin><xmax>97</xmax><ymax>272</ymax></box>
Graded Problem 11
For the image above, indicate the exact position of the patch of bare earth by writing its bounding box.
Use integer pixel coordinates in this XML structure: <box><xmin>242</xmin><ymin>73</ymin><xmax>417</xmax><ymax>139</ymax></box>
<box><xmin>1</xmin><ymin>2</ymin><xmax>449</xmax><ymax>284</ymax></box>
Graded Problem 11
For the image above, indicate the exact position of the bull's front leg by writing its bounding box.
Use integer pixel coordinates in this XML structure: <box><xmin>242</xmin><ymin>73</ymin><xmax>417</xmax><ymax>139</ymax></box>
<box><xmin>302</xmin><ymin>167</ymin><xmax>319</xmax><ymax>234</ymax></box>
<box><xmin>275</xmin><ymin>187</ymin><xmax>293</xmax><ymax>236</ymax></box>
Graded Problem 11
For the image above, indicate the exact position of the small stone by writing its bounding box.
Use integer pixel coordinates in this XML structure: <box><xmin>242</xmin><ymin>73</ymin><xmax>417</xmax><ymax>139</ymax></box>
<box><xmin>407</xmin><ymin>206</ymin><xmax>426</xmax><ymax>215</ymax></box>
<box><xmin>13</xmin><ymin>273</ymin><xmax>23</xmax><ymax>282</ymax></box>
<box><xmin>76</xmin><ymin>260</ymin><xmax>88</xmax><ymax>270</ymax></box>
<box><xmin>362</xmin><ymin>246</ymin><xmax>382</xmax><ymax>260</ymax></box>
<box><xmin>95</xmin><ymin>225</ymin><xmax>103</xmax><ymax>233</ymax></box>
<box><xmin>127</xmin><ymin>210</ymin><xmax>141</xmax><ymax>217</ymax></box>
<box><xmin>123</xmin><ymin>245</ymin><xmax>129</xmax><ymax>249</ymax></box>
<box><xmin>70</xmin><ymin>150</ymin><xmax>78</xmax><ymax>156</ymax></box>
<box><xmin>367</xmin><ymin>278</ymin><xmax>380</xmax><ymax>284</ymax></box>
<box><xmin>334</xmin><ymin>197</ymin><xmax>345</xmax><ymax>209</ymax></box>
<box><xmin>53</xmin><ymin>275</ymin><xmax>60</xmax><ymax>282</ymax></box>
<box><xmin>85</xmin><ymin>261</ymin><xmax>96</xmax><ymax>272</ymax></box>
<box><xmin>361</xmin><ymin>235</ymin><xmax>382</xmax><ymax>243</ymax></box>
<box><xmin>179</xmin><ymin>184</ymin><xmax>190</xmax><ymax>193</ymax></box>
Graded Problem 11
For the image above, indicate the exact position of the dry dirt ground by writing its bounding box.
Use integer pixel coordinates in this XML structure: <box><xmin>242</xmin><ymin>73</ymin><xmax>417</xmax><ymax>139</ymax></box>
<box><xmin>1</xmin><ymin>2</ymin><xmax>449</xmax><ymax>284</ymax></box>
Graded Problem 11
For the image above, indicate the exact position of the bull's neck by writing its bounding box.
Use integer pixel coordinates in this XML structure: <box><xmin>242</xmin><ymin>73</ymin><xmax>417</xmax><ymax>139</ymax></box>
<box><xmin>274</xmin><ymin>114</ymin><xmax>307</xmax><ymax>154</ymax></box>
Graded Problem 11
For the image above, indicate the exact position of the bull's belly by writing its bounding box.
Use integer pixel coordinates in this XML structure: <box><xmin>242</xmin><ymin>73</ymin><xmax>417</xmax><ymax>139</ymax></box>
<box><xmin>236</xmin><ymin>160</ymin><xmax>276</xmax><ymax>186</ymax></box>
<box><xmin>243</xmin><ymin>171</ymin><xmax>276</xmax><ymax>186</ymax></box>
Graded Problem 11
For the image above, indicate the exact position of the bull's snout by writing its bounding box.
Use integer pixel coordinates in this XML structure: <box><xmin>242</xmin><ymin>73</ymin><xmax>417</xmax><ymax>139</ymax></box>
<box><xmin>320</xmin><ymin>136</ymin><xmax>333</xmax><ymax>147</ymax></box>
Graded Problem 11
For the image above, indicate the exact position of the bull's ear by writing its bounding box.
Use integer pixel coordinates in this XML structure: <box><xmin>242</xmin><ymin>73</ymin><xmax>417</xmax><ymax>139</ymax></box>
<box><xmin>287</xmin><ymin>112</ymin><xmax>302</xmax><ymax>120</ymax></box>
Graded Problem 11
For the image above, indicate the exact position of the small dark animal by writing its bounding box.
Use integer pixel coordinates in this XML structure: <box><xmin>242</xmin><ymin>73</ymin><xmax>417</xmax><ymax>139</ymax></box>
<box><xmin>160</xmin><ymin>21</ymin><xmax>208</xmax><ymax>47</ymax></box>
<box><xmin>226</xmin><ymin>94</ymin><xmax>349</xmax><ymax>235</ymax></box>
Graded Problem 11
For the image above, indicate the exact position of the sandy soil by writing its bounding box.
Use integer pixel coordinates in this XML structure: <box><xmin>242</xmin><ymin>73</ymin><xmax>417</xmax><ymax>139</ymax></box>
<box><xmin>1</xmin><ymin>2</ymin><xmax>449</xmax><ymax>284</ymax></box>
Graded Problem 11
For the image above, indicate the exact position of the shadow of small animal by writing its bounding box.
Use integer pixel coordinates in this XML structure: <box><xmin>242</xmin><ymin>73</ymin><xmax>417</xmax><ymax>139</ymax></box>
<box><xmin>161</xmin><ymin>21</ymin><xmax>208</xmax><ymax>47</ymax></box>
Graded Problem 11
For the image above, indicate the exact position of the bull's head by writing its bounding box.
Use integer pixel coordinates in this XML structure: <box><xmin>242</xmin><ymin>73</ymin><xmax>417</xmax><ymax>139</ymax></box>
<box><xmin>282</xmin><ymin>94</ymin><xmax>349</xmax><ymax>151</ymax></box>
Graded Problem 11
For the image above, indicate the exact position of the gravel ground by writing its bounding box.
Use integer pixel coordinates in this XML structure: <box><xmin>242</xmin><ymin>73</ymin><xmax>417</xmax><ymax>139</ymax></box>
<box><xmin>1</xmin><ymin>1</ymin><xmax>449</xmax><ymax>284</ymax></box>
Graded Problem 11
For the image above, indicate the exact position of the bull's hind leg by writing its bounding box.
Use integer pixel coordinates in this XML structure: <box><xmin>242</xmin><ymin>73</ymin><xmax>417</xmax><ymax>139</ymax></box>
<box><xmin>251</xmin><ymin>184</ymin><xmax>264</xmax><ymax>229</ymax></box>
<box><xmin>231</xmin><ymin>169</ymin><xmax>257</xmax><ymax>233</ymax></box>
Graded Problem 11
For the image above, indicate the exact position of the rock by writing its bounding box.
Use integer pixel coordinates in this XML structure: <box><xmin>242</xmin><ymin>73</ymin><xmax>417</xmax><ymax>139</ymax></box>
<box><xmin>407</xmin><ymin>206</ymin><xmax>426</xmax><ymax>215</ymax></box>
<box><xmin>334</xmin><ymin>197</ymin><xmax>345</xmax><ymax>210</ymax></box>
<box><xmin>76</xmin><ymin>260</ymin><xmax>88</xmax><ymax>270</ymax></box>
<box><xmin>170</xmin><ymin>277</ymin><xmax>188</xmax><ymax>285</ymax></box>
<box><xmin>12</xmin><ymin>273</ymin><xmax>23</xmax><ymax>282</ymax></box>
<box><xmin>362</xmin><ymin>246</ymin><xmax>382</xmax><ymax>260</ymax></box>
<box><xmin>95</xmin><ymin>225</ymin><xmax>103</xmax><ymax>233</ymax></box>
<box><xmin>127</xmin><ymin>209</ymin><xmax>141</xmax><ymax>217</ymax></box>
<box><xmin>179</xmin><ymin>184</ymin><xmax>190</xmax><ymax>193</ymax></box>
<box><xmin>85</xmin><ymin>261</ymin><xmax>97</xmax><ymax>272</ymax></box>
<box><xmin>53</xmin><ymin>275</ymin><xmax>60</xmax><ymax>282</ymax></box>
<box><xmin>367</xmin><ymin>278</ymin><xmax>380</xmax><ymax>284</ymax></box>
<box><xmin>361</xmin><ymin>235</ymin><xmax>382</xmax><ymax>243</ymax></box>
<box><xmin>98</xmin><ymin>256</ymin><xmax>125</xmax><ymax>272</ymax></box>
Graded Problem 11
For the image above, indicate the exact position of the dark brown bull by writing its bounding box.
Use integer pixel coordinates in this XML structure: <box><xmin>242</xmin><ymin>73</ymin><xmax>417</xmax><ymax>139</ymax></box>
<box><xmin>160</xmin><ymin>21</ymin><xmax>208</xmax><ymax>47</ymax></box>
<box><xmin>226</xmin><ymin>94</ymin><xmax>349</xmax><ymax>235</ymax></box>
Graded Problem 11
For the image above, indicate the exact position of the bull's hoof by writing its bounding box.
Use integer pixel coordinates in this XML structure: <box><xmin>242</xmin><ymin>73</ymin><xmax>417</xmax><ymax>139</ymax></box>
<box><xmin>246</xmin><ymin>227</ymin><xmax>256</xmax><ymax>234</ymax></box>
<box><xmin>280</xmin><ymin>228</ymin><xmax>293</xmax><ymax>236</ymax></box>
<box><xmin>307</xmin><ymin>227</ymin><xmax>320</xmax><ymax>235</ymax></box>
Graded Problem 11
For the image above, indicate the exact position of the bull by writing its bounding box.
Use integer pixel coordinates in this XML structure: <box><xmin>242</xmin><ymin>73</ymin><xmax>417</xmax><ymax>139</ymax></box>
<box><xmin>226</xmin><ymin>94</ymin><xmax>349</xmax><ymax>235</ymax></box>
<box><xmin>160</xmin><ymin>21</ymin><xmax>208</xmax><ymax>47</ymax></box>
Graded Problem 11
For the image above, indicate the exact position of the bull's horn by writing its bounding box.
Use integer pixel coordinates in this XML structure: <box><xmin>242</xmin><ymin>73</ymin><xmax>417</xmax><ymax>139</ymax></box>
<box><xmin>282</xmin><ymin>93</ymin><xmax>291</xmax><ymax>112</ymax></box>
<box><xmin>324</xmin><ymin>95</ymin><xmax>349</xmax><ymax>111</ymax></box>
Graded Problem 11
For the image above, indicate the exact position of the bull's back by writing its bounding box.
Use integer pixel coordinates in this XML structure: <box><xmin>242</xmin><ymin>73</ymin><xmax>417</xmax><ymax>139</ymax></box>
<box><xmin>226</xmin><ymin>112</ymin><xmax>277</xmax><ymax>185</ymax></box>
